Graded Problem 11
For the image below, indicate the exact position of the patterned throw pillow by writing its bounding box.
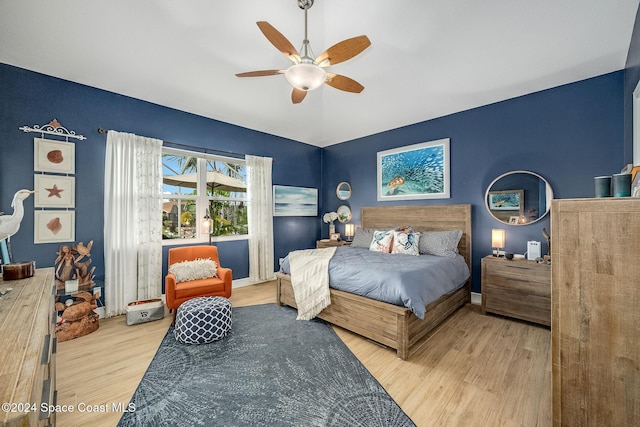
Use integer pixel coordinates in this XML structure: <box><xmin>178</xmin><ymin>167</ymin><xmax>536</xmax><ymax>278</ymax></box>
<box><xmin>391</xmin><ymin>229</ymin><xmax>421</xmax><ymax>256</ymax></box>
<box><xmin>369</xmin><ymin>230</ymin><xmax>394</xmax><ymax>253</ymax></box>
<box><xmin>169</xmin><ymin>258</ymin><xmax>218</xmax><ymax>283</ymax></box>
<box><xmin>418</xmin><ymin>230</ymin><xmax>463</xmax><ymax>258</ymax></box>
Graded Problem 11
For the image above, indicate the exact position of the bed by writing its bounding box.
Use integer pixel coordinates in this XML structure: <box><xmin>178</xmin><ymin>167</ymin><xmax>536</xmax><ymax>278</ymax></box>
<box><xmin>276</xmin><ymin>204</ymin><xmax>472</xmax><ymax>360</ymax></box>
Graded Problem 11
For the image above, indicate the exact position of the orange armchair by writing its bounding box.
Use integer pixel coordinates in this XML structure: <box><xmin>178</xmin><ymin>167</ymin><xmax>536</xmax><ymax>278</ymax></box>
<box><xmin>165</xmin><ymin>245</ymin><xmax>232</xmax><ymax>323</ymax></box>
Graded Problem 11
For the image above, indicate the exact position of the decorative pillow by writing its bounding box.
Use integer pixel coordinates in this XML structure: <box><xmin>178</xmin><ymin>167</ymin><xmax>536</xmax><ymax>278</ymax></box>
<box><xmin>418</xmin><ymin>230</ymin><xmax>463</xmax><ymax>258</ymax></box>
<box><xmin>391</xmin><ymin>229</ymin><xmax>421</xmax><ymax>256</ymax></box>
<box><xmin>169</xmin><ymin>258</ymin><xmax>218</xmax><ymax>283</ymax></box>
<box><xmin>351</xmin><ymin>228</ymin><xmax>376</xmax><ymax>248</ymax></box>
<box><xmin>369</xmin><ymin>230</ymin><xmax>394</xmax><ymax>253</ymax></box>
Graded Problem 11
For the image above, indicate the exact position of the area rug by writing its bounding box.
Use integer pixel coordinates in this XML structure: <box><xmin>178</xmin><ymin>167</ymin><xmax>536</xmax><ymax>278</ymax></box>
<box><xmin>118</xmin><ymin>303</ymin><xmax>415</xmax><ymax>427</ymax></box>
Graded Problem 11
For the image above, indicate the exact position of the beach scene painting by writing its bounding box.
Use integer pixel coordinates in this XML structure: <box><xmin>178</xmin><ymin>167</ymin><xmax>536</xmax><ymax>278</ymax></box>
<box><xmin>273</xmin><ymin>185</ymin><xmax>318</xmax><ymax>216</ymax></box>
<box><xmin>377</xmin><ymin>138</ymin><xmax>450</xmax><ymax>201</ymax></box>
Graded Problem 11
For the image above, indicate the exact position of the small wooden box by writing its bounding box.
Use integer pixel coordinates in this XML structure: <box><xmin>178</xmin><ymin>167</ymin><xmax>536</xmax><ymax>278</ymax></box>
<box><xmin>1</xmin><ymin>261</ymin><xmax>35</xmax><ymax>280</ymax></box>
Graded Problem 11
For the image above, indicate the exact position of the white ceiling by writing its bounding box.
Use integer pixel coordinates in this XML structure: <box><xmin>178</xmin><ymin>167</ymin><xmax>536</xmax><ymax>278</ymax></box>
<box><xmin>1</xmin><ymin>1</ymin><xmax>638</xmax><ymax>147</ymax></box>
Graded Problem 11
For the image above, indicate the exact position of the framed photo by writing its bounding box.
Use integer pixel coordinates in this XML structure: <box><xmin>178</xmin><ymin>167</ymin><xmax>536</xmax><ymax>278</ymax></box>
<box><xmin>273</xmin><ymin>185</ymin><xmax>318</xmax><ymax>216</ymax></box>
<box><xmin>632</xmin><ymin>169</ymin><xmax>640</xmax><ymax>198</ymax></box>
<box><xmin>488</xmin><ymin>189</ymin><xmax>524</xmax><ymax>212</ymax></box>
<box><xmin>509</xmin><ymin>216</ymin><xmax>519</xmax><ymax>224</ymax></box>
<box><xmin>34</xmin><ymin>138</ymin><xmax>75</xmax><ymax>174</ymax></box>
<box><xmin>34</xmin><ymin>210</ymin><xmax>75</xmax><ymax>244</ymax></box>
<box><xmin>330</xmin><ymin>232</ymin><xmax>341</xmax><ymax>241</ymax></box>
<box><xmin>34</xmin><ymin>174</ymin><xmax>75</xmax><ymax>208</ymax></box>
<box><xmin>377</xmin><ymin>138</ymin><xmax>450</xmax><ymax>201</ymax></box>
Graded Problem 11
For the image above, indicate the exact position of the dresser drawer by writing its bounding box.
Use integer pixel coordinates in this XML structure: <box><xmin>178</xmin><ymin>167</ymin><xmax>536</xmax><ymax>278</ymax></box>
<box><xmin>483</xmin><ymin>283</ymin><xmax>551</xmax><ymax>326</ymax></box>
<box><xmin>481</xmin><ymin>256</ymin><xmax>551</xmax><ymax>326</ymax></box>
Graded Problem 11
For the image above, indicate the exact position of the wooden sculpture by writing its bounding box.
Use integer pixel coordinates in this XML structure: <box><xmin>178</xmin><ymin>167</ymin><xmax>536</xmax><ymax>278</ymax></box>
<box><xmin>54</xmin><ymin>240</ymin><xmax>95</xmax><ymax>290</ymax></box>
<box><xmin>54</xmin><ymin>240</ymin><xmax>99</xmax><ymax>341</ymax></box>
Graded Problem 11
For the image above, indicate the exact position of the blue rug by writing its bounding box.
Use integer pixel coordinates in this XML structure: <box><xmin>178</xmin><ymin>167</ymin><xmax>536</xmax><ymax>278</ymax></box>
<box><xmin>118</xmin><ymin>303</ymin><xmax>414</xmax><ymax>426</ymax></box>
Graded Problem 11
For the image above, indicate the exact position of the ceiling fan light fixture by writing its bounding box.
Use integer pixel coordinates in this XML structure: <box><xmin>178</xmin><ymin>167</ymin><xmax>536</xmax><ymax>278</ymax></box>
<box><xmin>284</xmin><ymin>63</ymin><xmax>326</xmax><ymax>91</ymax></box>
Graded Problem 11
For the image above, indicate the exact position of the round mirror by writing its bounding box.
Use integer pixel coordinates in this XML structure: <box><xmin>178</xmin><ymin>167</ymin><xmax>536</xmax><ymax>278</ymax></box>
<box><xmin>337</xmin><ymin>205</ymin><xmax>352</xmax><ymax>223</ymax></box>
<box><xmin>485</xmin><ymin>170</ymin><xmax>553</xmax><ymax>226</ymax></box>
<box><xmin>336</xmin><ymin>182</ymin><xmax>351</xmax><ymax>200</ymax></box>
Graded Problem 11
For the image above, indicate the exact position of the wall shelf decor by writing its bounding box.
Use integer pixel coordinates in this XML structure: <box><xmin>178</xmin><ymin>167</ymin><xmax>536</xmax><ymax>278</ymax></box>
<box><xmin>20</xmin><ymin>118</ymin><xmax>86</xmax><ymax>140</ymax></box>
<box><xmin>21</xmin><ymin>118</ymin><xmax>81</xmax><ymax>244</ymax></box>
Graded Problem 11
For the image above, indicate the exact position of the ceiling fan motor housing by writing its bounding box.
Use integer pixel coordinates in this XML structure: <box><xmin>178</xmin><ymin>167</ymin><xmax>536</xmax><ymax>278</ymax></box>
<box><xmin>297</xmin><ymin>0</ymin><xmax>314</xmax><ymax>10</ymax></box>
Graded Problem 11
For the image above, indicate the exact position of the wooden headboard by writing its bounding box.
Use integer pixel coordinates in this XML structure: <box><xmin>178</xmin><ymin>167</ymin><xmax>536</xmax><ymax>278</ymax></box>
<box><xmin>361</xmin><ymin>204</ymin><xmax>472</xmax><ymax>274</ymax></box>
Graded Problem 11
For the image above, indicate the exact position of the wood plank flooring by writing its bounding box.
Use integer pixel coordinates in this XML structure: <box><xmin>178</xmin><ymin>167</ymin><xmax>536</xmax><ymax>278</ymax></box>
<box><xmin>56</xmin><ymin>281</ymin><xmax>551</xmax><ymax>426</ymax></box>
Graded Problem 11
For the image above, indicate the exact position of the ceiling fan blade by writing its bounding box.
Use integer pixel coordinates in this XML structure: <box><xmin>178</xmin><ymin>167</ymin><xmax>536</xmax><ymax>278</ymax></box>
<box><xmin>235</xmin><ymin>70</ymin><xmax>284</xmax><ymax>77</ymax></box>
<box><xmin>325</xmin><ymin>73</ymin><xmax>364</xmax><ymax>93</ymax></box>
<box><xmin>257</xmin><ymin>21</ymin><xmax>301</xmax><ymax>63</ymax></box>
<box><xmin>291</xmin><ymin>88</ymin><xmax>307</xmax><ymax>104</ymax></box>
<box><xmin>316</xmin><ymin>35</ymin><xmax>371</xmax><ymax>67</ymax></box>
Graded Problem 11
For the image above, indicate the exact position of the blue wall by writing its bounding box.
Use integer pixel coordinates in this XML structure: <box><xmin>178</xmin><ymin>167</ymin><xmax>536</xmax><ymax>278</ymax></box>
<box><xmin>0</xmin><ymin>63</ymin><xmax>321</xmax><ymax>283</ymax></box>
<box><xmin>625</xmin><ymin>4</ymin><xmax>640</xmax><ymax>164</ymax></box>
<box><xmin>0</xmin><ymin>62</ymin><xmax>628</xmax><ymax>295</ymax></box>
<box><xmin>321</xmin><ymin>72</ymin><xmax>625</xmax><ymax>292</ymax></box>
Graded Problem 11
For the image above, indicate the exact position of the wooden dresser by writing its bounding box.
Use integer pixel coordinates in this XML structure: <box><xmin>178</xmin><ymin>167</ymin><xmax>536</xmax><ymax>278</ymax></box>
<box><xmin>551</xmin><ymin>198</ymin><xmax>640</xmax><ymax>426</ymax></box>
<box><xmin>316</xmin><ymin>239</ymin><xmax>349</xmax><ymax>248</ymax></box>
<box><xmin>0</xmin><ymin>268</ymin><xmax>57</xmax><ymax>427</ymax></box>
<box><xmin>481</xmin><ymin>255</ymin><xmax>551</xmax><ymax>326</ymax></box>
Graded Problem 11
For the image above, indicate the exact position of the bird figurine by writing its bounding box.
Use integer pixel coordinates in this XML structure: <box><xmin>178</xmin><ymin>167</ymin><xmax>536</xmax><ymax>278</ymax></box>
<box><xmin>0</xmin><ymin>189</ymin><xmax>36</xmax><ymax>241</ymax></box>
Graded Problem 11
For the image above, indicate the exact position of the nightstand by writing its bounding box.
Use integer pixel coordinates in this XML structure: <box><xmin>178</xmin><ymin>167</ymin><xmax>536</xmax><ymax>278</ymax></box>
<box><xmin>316</xmin><ymin>240</ymin><xmax>350</xmax><ymax>248</ymax></box>
<box><xmin>481</xmin><ymin>255</ymin><xmax>551</xmax><ymax>326</ymax></box>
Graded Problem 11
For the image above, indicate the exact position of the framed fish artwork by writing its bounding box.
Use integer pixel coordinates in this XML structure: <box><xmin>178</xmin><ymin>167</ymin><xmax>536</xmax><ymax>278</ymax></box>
<box><xmin>377</xmin><ymin>138</ymin><xmax>450</xmax><ymax>201</ymax></box>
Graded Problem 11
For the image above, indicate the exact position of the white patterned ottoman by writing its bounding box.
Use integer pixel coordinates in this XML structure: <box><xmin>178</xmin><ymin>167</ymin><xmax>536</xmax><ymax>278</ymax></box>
<box><xmin>174</xmin><ymin>296</ymin><xmax>232</xmax><ymax>344</ymax></box>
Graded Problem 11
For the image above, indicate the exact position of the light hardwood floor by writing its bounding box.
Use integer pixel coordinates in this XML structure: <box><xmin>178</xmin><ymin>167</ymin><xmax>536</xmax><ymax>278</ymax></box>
<box><xmin>57</xmin><ymin>281</ymin><xmax>550</xmax><ymax>427</ymax></box>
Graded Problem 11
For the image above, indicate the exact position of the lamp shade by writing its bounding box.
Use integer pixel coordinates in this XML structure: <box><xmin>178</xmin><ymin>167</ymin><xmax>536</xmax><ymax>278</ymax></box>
<box><xmin>284</xmin><ymin>63</ymin><xmax>327</xmax><ymax>91</ymax></box>
<box><xmin>491</xmin><ymin>229</ymin><xmax>506</xmax><ymax>248</ymax></box>
<box><xmin>202</xmin><ymin>210</ymin><xmax>213</xmax><ymax>235</ymax></box>
<box><xmin>345</xmin><ymin>223</ymin><xmax>355</xmax><ymax>238</ymax></box>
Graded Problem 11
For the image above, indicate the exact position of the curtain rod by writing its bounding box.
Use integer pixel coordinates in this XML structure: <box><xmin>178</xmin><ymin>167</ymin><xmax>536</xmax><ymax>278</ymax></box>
<box><xmin>97</xmin><ymin>128</ymin><xmax>256</xmax><ymax>160</ymax></box>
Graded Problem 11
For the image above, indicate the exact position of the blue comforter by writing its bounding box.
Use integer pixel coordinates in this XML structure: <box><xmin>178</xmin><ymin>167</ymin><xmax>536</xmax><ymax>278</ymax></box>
<box><xmin>280</xmin><ymin>246</ymin><xmax>470</xmax><ymax>319</ymax></box>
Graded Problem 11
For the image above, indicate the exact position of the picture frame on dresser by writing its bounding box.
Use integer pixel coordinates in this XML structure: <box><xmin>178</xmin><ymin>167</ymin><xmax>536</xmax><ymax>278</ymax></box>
<box><xmin>330</xmin><ymin>232</ymin><xmax>341</xmax><ymax>241</ymax></box>
<box><xmin>632</xmin><ymin>169</ymin><xmax>640</xmax><ymax>197</ymax></box>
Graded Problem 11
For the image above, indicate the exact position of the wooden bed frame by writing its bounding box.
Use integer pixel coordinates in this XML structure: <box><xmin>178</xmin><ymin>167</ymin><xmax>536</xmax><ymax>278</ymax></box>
<box><xmin>276</xmin><ymin>204</ymin><xmax>472</xmax><ymax>360</ymax></box>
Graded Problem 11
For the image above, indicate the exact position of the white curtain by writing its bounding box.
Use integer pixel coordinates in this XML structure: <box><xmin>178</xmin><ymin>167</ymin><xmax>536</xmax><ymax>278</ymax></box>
<box><xmin>247</xmin><ymin>155</ymin><xmax>275</xmax><ymax>281</ymax></box>
<box><xmin>104</xmin><ymin>131</ymin><xmax>163</xmax><ymax>317</ymax></box>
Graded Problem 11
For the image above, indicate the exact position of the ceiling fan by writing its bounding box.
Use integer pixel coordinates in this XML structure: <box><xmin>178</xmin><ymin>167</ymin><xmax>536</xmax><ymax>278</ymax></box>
<box><xmin>236</xmin><ymin>0</ymin><xmax>371</xmax><ymax>104</ymax></box>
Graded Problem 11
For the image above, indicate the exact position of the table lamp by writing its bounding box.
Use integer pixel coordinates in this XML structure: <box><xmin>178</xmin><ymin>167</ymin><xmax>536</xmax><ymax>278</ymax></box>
<box><xmin>345</xmin><ymin>224</ymin><xmax>355</xmax><ymax>241</ymax></box>
<box><xmin>492</xmin><ymin>229</ymin><xmax>505</xmax><ymax>257</ymax></box>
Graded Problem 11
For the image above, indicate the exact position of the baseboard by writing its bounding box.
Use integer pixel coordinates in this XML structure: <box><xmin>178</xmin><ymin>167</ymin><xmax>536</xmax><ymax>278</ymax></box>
<box><xmin>232</xmin><ymin>273</ymin><xmax>278</xmax><ymax>289</ymax></box>
<box><xmin>471</xmin><ymin>292</ymin><xmax>481</xmax><ymax>305</ymax></box>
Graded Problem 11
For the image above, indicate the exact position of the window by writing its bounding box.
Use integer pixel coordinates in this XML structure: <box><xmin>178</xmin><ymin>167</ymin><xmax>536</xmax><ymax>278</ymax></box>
<box><xmin>162</xmin><ymin>147</ymin><xmax>247</xmax><ymax>242</ymax></box>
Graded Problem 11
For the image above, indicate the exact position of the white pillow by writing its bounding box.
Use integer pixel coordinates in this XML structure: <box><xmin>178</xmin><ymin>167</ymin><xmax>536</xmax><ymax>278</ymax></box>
<box><xmin>369</xmin><ymin>230</ymin><xmax>393</xmax><ymax>253</ymax></box>
<box><xmin>169</xmin><ymin>258</ymin><xmax>218</xmax><ymax>283</ymax></box>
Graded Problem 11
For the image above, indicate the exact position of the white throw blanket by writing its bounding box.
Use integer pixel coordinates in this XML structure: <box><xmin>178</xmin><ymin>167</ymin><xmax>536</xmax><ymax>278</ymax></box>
<box><xmin>288</xmin><ymin>247</ymin><xmax>336</xmax><ymax>320</ymax></box>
